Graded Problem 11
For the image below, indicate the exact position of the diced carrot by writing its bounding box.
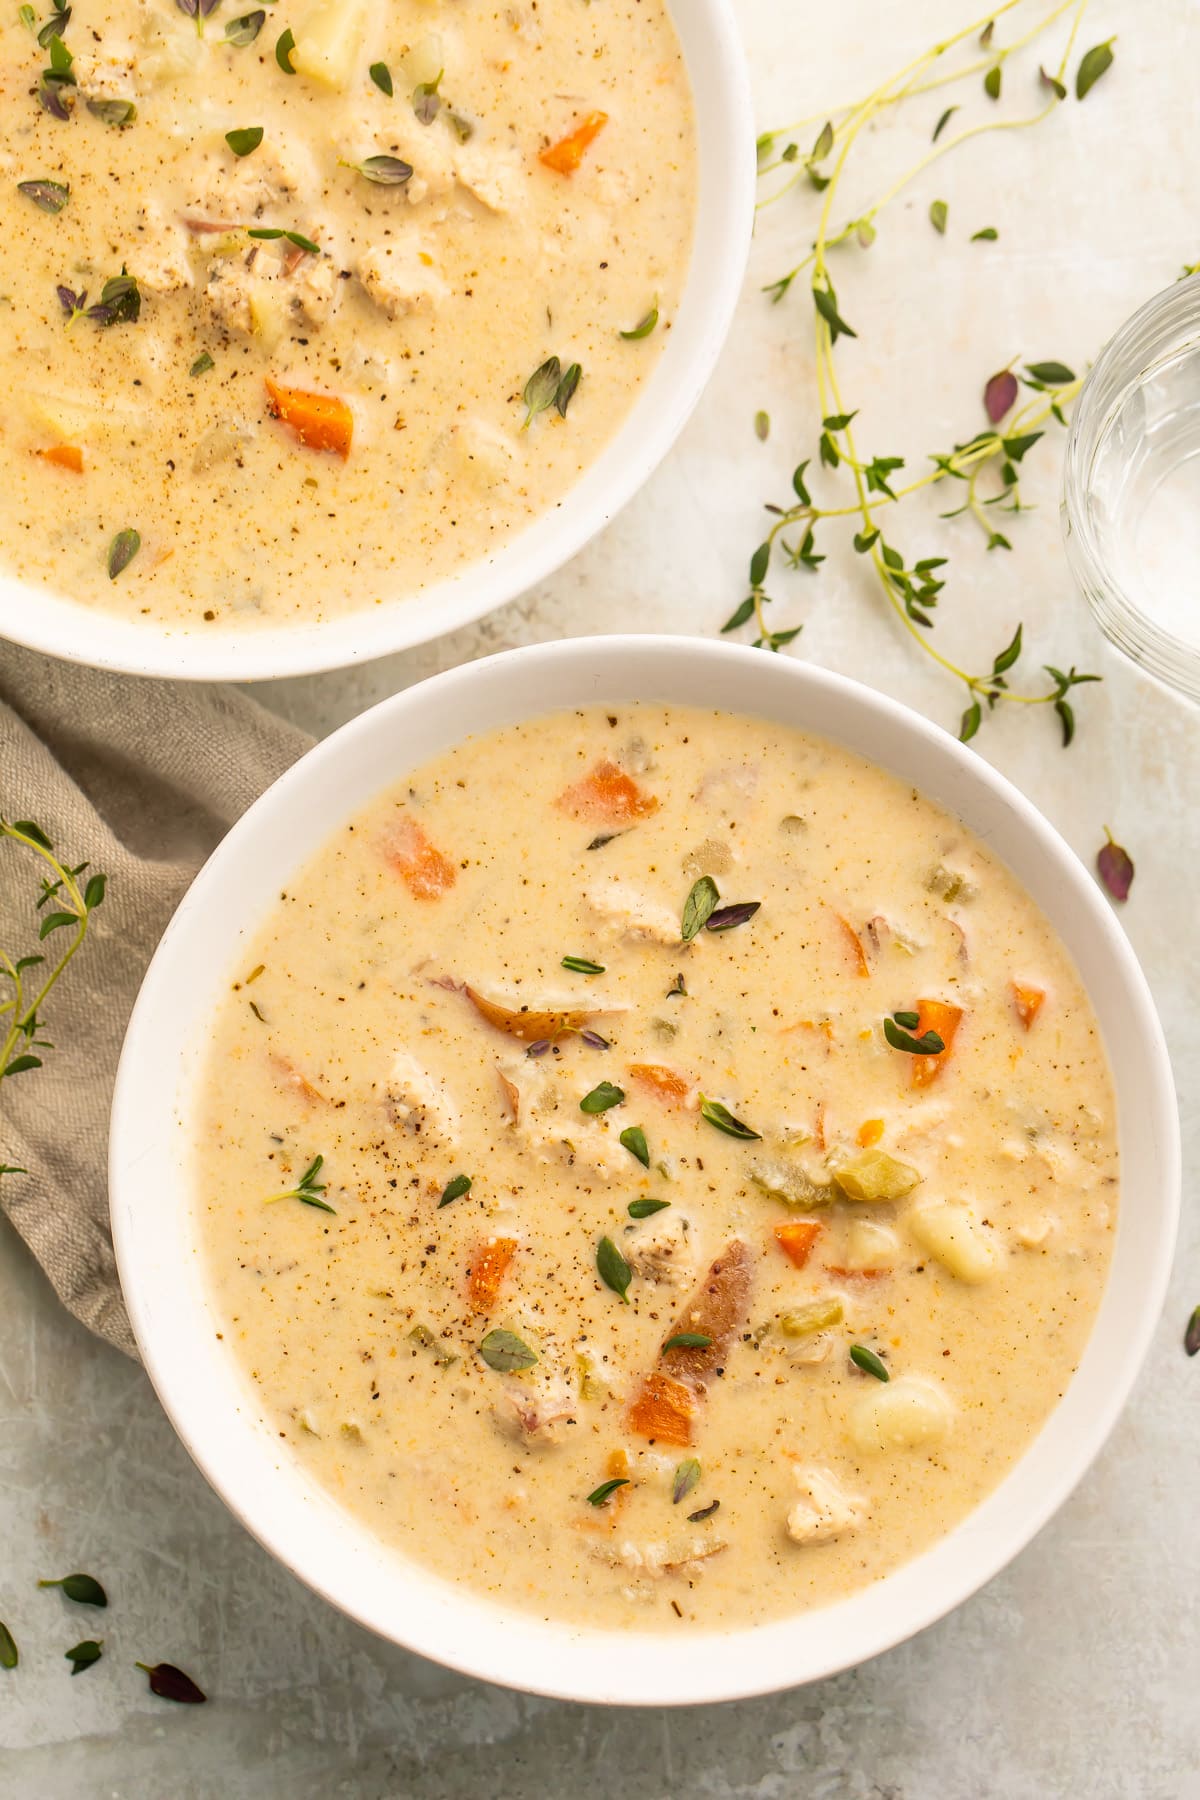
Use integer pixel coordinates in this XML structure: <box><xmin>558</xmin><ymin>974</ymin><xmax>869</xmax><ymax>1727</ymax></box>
<box><xmin>467</xmin><ymin>1236</ymin><xmax>517</xmax><ymax>1313</ymax></box>
<box><xmin>773</xmin><ymin>1220</ymin><xmax>822</xmax><ymax>1269</ymax></box>
<box><xmin>555</xmin><ymin>758</ymin><xmax>658</xmax><ymax>824</ymax></box>
<box><xmin>910</xmin><ymin>998</ymin><xmax>964</xmax><ymax>1087</ymax></box>
<box><xmin>834</xmin><ymin>912</ymin><xmax>870</xmax><ymax>979</ymax></box>
<box><xmin>627</xmin><ymin>1063</ymin><xmax>693</xmax><ymax>1107</ymax></box>
<box><xmin>538</xmin><ymin>110</ymin><xmax>608</xmax><ymax>175</ymax></box>
<box><xmin>264</xmin><ymin>375</ymin><xmax>353</xmax><ymax>458</ymax></box>
<box><xmin>778</xmin><ymin>1017</ymin><xmax>835</xmax><ymax>1041</ymax></box>
<box><xmin>35</xmin><ymin>444</ymin><xmax>84</xmax><ymax>473</ymax></box>
<box><xmin>1011</xmin><ymin>981</ymin><xmax>1046</xmax><ymax>1031</ymax></box>
<box><xmin>384</xmin><ymin>816</ymin><xmax>456</xmax><ymax>900</ymax></box>
<box><xmin>466</xmin><ymin>986</ymin><xmax>594</xmax><ymax>1043</ymax></box>
<box><xmin>627</xmin><ymin>1372</ymin><xmax>693</xmax><ymax>1446</ymax></box>
<box><xmin>857</xmin><ymin>1117</ymin><xmax>884</xmax><ymax>1147</ymax></box>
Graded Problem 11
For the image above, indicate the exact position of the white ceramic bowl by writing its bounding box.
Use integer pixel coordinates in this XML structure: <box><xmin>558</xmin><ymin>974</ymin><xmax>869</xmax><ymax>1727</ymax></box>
<box><xmin>110</xmin><ymin>638</ymin><xmax>1179</xmax><ymax>1705</ymax></box>
<box><xmin>0</xmin><ymin>2</ymin><xmax>753</xmax><ymax>685</ymax></box>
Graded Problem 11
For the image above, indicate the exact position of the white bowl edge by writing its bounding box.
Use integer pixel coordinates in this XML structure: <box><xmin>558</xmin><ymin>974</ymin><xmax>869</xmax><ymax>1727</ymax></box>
<box><xmin>0</xmin><ymin>0</ymin><xmax>755</xmax><ymax>683</ymax></box>
<box><xmin>109</xmin><ymin>638</ymin><xmax>1181</xmax><ymax>1705</ymax></box>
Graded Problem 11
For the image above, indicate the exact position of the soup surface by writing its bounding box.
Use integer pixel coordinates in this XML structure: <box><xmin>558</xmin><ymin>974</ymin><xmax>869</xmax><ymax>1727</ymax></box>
<box><xmin>0</xmin><ymin>0</ymin><xmax>695</xmax><ymax>628</ymax></box>
<box><xmin>196</xmin><ymin>705</ymin><xmax>1118</xmax><ymax>1630</ymax></box>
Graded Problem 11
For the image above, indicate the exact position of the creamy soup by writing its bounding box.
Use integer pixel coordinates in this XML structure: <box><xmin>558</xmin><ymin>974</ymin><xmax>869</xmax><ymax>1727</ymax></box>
<box><xmin>0</xmin><ymin>0</ymin><xmax>695</xmax><ymax>628</ymax></box>
<box><xmin>196</xmin><ymin>706</ymin><xmax>1117</xmax><ymax>1630</ymax></box>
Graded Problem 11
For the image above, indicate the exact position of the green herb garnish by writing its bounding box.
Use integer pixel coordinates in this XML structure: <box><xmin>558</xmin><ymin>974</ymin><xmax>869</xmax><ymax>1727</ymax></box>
<box><xmin>562</xmin><ymin>955</ymin><xmax>605</xmax><ymax>975</ymax></box>
<box><xmin>672</xmin><ymin>1458</ymin><xmax>701</xmax><ymax>1504</ymax></box>
<box><xmin>478</xmin><ymin>1328</ymin><xmax>538</xmax><ymax>1373</ymax></box>
<box><xmin>681</xmin><ymin>875</ymin><xmax>718</xmax><ymax>941</ymax></box>
<box><xmin>264</xmin><ymin>1154</ymin><xmax>333</xmax><ymax>1213</ymax></box>
<box><xmin>585</xmin><ymin>1477</ymin><xmax>628</xmax><ymax>1506</ymax></box>
<box><xmin>628</xmin><ymin>1196</ymin><xmax>668</xmax><ymax>1218</ymax></box>
<box><xmin>1185</xmin><ymin>1305</ymin><xmax>1200</xmax><ymax>1358</ymax></box>
<box><xmin>620</xmin><ymin>302</ymin><xmax>658</xmax><ymax>341</ymax></box>
<box><xmin>412</xmin><ymin>69</ymin><xmax>442</xmax><ymax>124</ymax></box>
<box><xmin>38</xmin><ymin>1573</ymin><xmax>107</xmax><ymax>1607</ymax></box>
<box><xmin>369</xmin><ymin>60</ymin><xmax>392</xmax><ymax>95</ymax></box>
<box><xmin>971</xmin><ymin>226</ymin><xmax>998</xmax><ymax>241</ymax></box>
<box><xmin>580</xmin><ymin>1080</ymin><xmax>623</xmax><ymax>1114</ymax></box>
<box><xmin>521</xmin><ymin>356</ymin><xmax>560</xmax><ymax>429</ymax></box>
<box><xmin>135</xmin><ymin>1661</ymin><xmax>207</xmax><ymax>1704</ymax></box>
<box><xmin>17</xmin><ymin>178</ymin><xmax>69</xmax><ymax>213</ymax></box>
<box><xmin>687</xmin><ymin>1499</ymin><xmax>720</xmax><ymax>1523</ymax></box>
<box><xmin>225</xmin><ymin>125</ymin><xmax>264</xmax><ymax>157</ymax></box>
<box><xmin>247</xmin><ymin>226</ymin><xmax>320</xmax><ymax>253</ymax></box>
<box><xmin>850</xmin><ymin>1343</ymin><xmax>890</xmax><ymax>1382</ymax></box>
<box><xmin>340</xmin><ymin>153</ymin><xmax>413</xmax><ymax>185</ymax></box>
<box><xmin>596</xmin><ymin>1235</ymin><xmax>632</xmax><ymax>1302</ymax></box>
<box><xmin>438</xmin><ymin>1173</ymin><xmax>472</xmax><ymax>1208</ymax></box>
<box><xmin>0</xmin><ymin>820</ymin><xmax>106</xmax><ymax>1090</ymax></box>
<box><xmin>1076</xmin><ymin>38</ymin><xmax>1115</xmax><ymax>101</ymax></box>
<box><xmin>190</xmin><ymin>351</ymin><xmax>215</xmax><ymax>377</ymax></box>
<box><xmin>86</xmin><ymin>97</ymin><xmax>135</xmax><ymax>125</ymax></box>
<box><xmin>663</xmin><ymin>1333</ymin><xmax>711</xmax><ymax>1352</ymax></box>
<box><xmin>620</xmin><ymin>1126</ymin><xmax>650</xmax><ymax>1168</ymax></box>
<box><xmin>555</xmin><ymin>362</ymin><xmax>582</xmax><ymax>417</ymax></box>
<box><xmin>106</xmin><ymin>528</ymin><xmax>140</xmax><ymax>580</ymax></box>
<box><xmin>929</xmin><ymin>198</ymin><xmax>948</xmax><ymax>235</ymax></box>
<box><xmin>224</xmin><ymin>8</ymin><xmax>265</xmax><ymax>44</ymax></box>
<box><xmin>698</xmin><ymin>1095</ymin><xmax>761</xmax><ymax>1141</ymax></box>
<box><xmin>883</xmin><ymin>1011</ymin><xmax>944</xmax><ymax>1055</ymax></box>
<box><xmin>274</xmin><ymin>27</ymin><xmax>295</xmax><ymax>70</ymax></box>
<box><xmin>65</xmin><ymin>1639</ymin><xmax>102</xmax><ymax>1675</ymax></box>
<box><xmin>0</xmin><ymin>1622</ymin><xmax>17</xmax><ymax>1670</ymax></box>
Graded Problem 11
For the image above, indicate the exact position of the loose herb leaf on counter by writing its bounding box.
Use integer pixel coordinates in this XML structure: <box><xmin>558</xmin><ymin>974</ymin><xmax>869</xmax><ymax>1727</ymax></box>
<box><xmin>984</xmin><ymin>369</ymin><xmax>1018</xmax><ymax>423</ymax></box>
<box><xmin>38</xmin><ymin>1573</ymin><xmax>107</xmax><ymax>1607</ymax></box>
<box><xmin>478</xmin><ymin>1328</ymin><xmax>538</xmax><ymax>1373</ymax></box>
<box><xmin>929</xmin><ymin>198</ymin><xmax>948</xmax><ymax>234</ymax></box>
<box><xmin>580</xmin><ymin>1080</ymin><xmax>623</xmax><ymax>1114</ymax></box>
<box><xmin>1185</xmin><ymin>1305</ymin><xmax>1200</xmax><ymax>1358</ymax></box>
<box><xmin>135</xmin><ymin>1661</ymin><xmax>207</xmax><ymax>1704</ymax></box>
<box><xmin>585</xmin><ymin>1477</ymin><xmax>629</xmax><ymax>1506</ymax></box>
<box><xmin>883</xmin><ymin>1012</ymin><xmax>944</xmax><ymax>1056</ymax></box>
<box><xmin>681</xmin><ymin>875</ymin><xmax>719</xmax><ymax>941</ymax></box>
<box><xmin>107</xmin><ymin>528</ymin><xmax>140</xmax><ymax>580</ymax></box>
<box><xmin>850</xmin><ymin>1344</ymin><xmax>890</xmax><ymax>1382</ymax></box>
<box><xmin>562</xmin><ymin>956</ymin><xmax>605</xmax><ymax>975</ymax></box>
<box><xmin>672</xmin><ymin>1458</ymin><xmax>701</xmax><ymax>1504</ymax></box>
<box><xmin>699</xmin><ymin>1095</ymin><xmax>761</xmax><ymax>1141</ymax></box>
<box><xmin>620</xmin><ymin>303</ymin><xmax>658</xmax><ymax>341</ymax></box>
<box><xmin>263</xmin><ymin>1154</ymin><xmax>333</xmax><ymax>1213</ymax></box>
<box><xmin>65</xmin><ymin>1639</ymin><xmax>103</xmax><ymax>1675</ymax></box>
<box><xmin>596</xmin><ymin>1235</ymin><xmax>632</xmax><ymax>1302</ymax></box>
<box><xmin>1097</xmin><ymin>829</ymin><xmax>1134</xmax><ymax>902</ymax></box>
<box><xmin>0</xmin><ymin>1622</ymin><xmax>17</xmax><ymax>1669</ymax></box>
<box><xmin>1</xmin><ymin>819</ymin><xmax>107</xmax><ymax>1093</ymax></box>
<box><xmin>628</xmin><ymin>1195</ymin><xmax>668</xmax><ymax>1218</ymax></box>
<box><xmin>971</xmin><ymin>226</ymin><xmax>998</xmax><ymax>240</ymax></box>
<box><xmin>438</xmin><ymin>1173</ymin><xmax>472</xmax><ymax>1208</ymax></box>
<box><xmin>17</xmin><ymin>178</ymin><xmax>69</xmax><ymax>213</ymax></box>
<box><xmin>620</xmin><ymin>1127</ymin><xmax>650</xmax><ymax>1168</ymax></box>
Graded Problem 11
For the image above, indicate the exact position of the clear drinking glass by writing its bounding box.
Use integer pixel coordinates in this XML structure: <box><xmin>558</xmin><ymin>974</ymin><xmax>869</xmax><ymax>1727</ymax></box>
<box><xmin>1063</xmin><ymin>274</ymin><xmax>1200</xmax><ymax>702</ymax></box>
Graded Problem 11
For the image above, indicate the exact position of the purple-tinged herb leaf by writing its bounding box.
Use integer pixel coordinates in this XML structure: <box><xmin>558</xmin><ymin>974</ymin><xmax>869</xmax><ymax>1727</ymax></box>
<box><xmin>87</xmin><ymin>270</ymin><xmax>140</xmax><ymax>326</ymax></box>
<box><xmin>687</xmin><ymin>1499</ymin><xmax>720</xmax><ymax>1523</ymax></box>
<box><xmin>1039</xmin><ymin>64</ymin><xmax>1067</xmax><ymax>100</ymax></box>
<box><xmin>672</xmin><ymin>1458</ymin><xmax>701</xmax><ymax>1504</ymax></box>
<box><xmin>342</xmin><ymin>153</ymin><xmax>412</xmax><ymax>185</ymax></box>
<box><xmin>1097</xmin><ymin>829</ymin><xmax>1134</xmax><ymax>902</ymax></box>
<box><xmin>579</xmin><ymin>1029</ymin><xmax>610</xmax><ymax>1050</ymax></box>
<box><xmin>57</xmin><ymin>283</ymin><xmax>86</xmax><ymax>320</ymax></box>
<box><xmin>525</xmin><ymin>1038</ymin><xmax>552</xmax><ymax>1058</ymax></box>
<box><xmin>412</xmin><ymin>71</ymin><xmax>442</xmax><ymax>125</ymax></box>
<box><xmin>984</xmin><ymin>369</ymin><xmax>1018</xmax><ymax>424</ymax></box>
<box><xmin>38</xmin><ymin>77</ymin><xmax>74</xmax><ymax>119</ymax></box>
<box><xmin>135</xmin><ymin>1661</ymin><xmax>207</xmax><ymax>1704</ymax></box>
<box><xmin>1185</xmin><ymin>1305</ymin><xmax>1200</xmax><ymax>1357</ymax></box>
<box><xmin>705</xmin><ymin>901</ymin><xmax>761</xmax><ymax>933</ymax></box>
<box><xmin>18</xmin><ymin>178</ymin><xmax>69</xmax><ymax>213</ymax></box>
<box><xmin>107</xmin><ymin>529</ymin><xmax>140</xmax><ymax>581</ymax></box>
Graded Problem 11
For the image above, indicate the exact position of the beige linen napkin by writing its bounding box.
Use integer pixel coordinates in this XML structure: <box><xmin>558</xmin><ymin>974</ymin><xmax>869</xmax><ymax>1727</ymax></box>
<box><xmin>0</xmin><ymin>641</ymin><xmax>312</xmax><ymax>1357</ymax></box>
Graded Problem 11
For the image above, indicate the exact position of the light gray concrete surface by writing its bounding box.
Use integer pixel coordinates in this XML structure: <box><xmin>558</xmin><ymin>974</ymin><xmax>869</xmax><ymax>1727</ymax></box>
<box><xmin>3</xmin><ymin>2</ymin><xmax>1199</xmax><ymax>1794</ymax></box>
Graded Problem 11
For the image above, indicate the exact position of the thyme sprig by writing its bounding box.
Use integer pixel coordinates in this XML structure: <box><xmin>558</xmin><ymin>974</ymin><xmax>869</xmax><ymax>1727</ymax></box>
<box><xmin>263</xmin><ymin>1154</ymin><xmax>333</xmax><ymax>1213</ymax></box>
<box><xmin>739</xmin><ymin>0</ymin><xmax>1112</xmax><ymax>741</ymax></box>
<box><xmin>0</xmin><ymin>821</ymin><xmax>106</xmax><ymax>1107</ymax></box>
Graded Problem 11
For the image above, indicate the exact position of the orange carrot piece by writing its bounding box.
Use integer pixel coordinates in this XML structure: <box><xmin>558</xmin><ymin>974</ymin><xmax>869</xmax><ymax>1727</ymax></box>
<box><xmin>911</xmin><ymin>998</ymin><xmax>964</xmax><ymax>1087</ymax></box>
<box><xmin>627</xmin><ymin>1372</ymin><xmax>693</xmax><ymax>1446</ymax></box>
<box><xmin>773</xmin><ymin>1220</ymin><xmax>822</xmax><ymax>1269</ymax></box>
<box><xmin>1011</xmin><ymin>981</ymin><xmax>1046</xmax><ymax>1031</ymax></box>
<box><xmin>857</xmin><ymin>1117</ymin><xmax>884</xmax><ymax>1147</ymax></box>
<box><xmin>538</xmin><ymin>110</ymin><xmax>608</xmax><ymax>175</ymax></box>
<box><xmin>35</xmin><ymin>444</ymin><xmax>84</xmax><ymax>473</ymax></box>
<box><xmin>264</xmin><ymin>375</ymin><xmax>353</xmax><ymax>458</ymax></box>
<box><xmin>834</xmin><ymin>912</ymin><xmax>870</xmax><ymax>978</ymax></box>
<box><xmin>384</xmin><ymin>816</ymin><xmax>456</xmax><ymax>900</ymax></box>
<box><xmin>627</xmin><ymin>1063</ymin><xmax>693</xmax><ymax>1108</ymax></box>
<box><xmin>467</xmin><ymin>1236</ymin><xmax>517</xmax><ymax>1313</ymax></box>
<box><xmin>466</xmin><ymin>987</ymin><xmax>594</xmax><ymax>1043</ymax></box>
<box><xmin>555</xmin><ymin>758</ymin><xmax>658</xmax><ymax>824</ymax></box>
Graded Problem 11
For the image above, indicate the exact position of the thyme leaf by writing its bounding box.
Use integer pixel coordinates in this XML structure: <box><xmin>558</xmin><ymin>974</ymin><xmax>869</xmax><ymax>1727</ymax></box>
<box><xmin>438</xmin><ymin>1173</ymin><xmax>472</xmax><ymax>1207</ymax></box>
<box><xmin>107</xmin><ymin>529</ymin><xmax>140</xmax><ymax>580</ymax></box>
<box><xmin>1097</xmin><ymin>828</ymin><xmax>1134</xmax><ymax>903</ymax></box>
<box><xmin>580</xmin><ymin>1080</ymin><xmax>623</xmax><ymax>1114</ymax></box>
<box><xmin>1076</xmin><ymin>39</ymin><xmax>1115</xmax><ymax>101</ymax></box>
<box><xmin>224</xmin><ymin>9</ymin><xmax>265</xmax><ymax>44</ymax></box>
<box><xmin>38</xmin><ymin>1573</ymin><xmax>107</xmax><ymax>1606</ymax></box>
<box><xmin>0</xmin><ymin>1622</ymin><xmax>17</xmax><ymax>1670</ymax></box>
<box><xmin>478</xmin><ymin>1328</ymin><xmax>537</xmax><ymax>1373</ymax></box>
<box><xmin>663</xmin><ymin>1332</ymin><xmax>711</xmax><ymax>1352</ymax></box>
<box><xmin>585</xmin><ymin>1477</ymin><xmax>628</xmax><ymax>1506</ymax></box>
<box><xmin>65</xmin><ymin>1639</ymin><xmax>103</xmax><ymax>1675</ymax></box>
<box><xmin>698</xmin><ymin>1095</ymin><xmax>761</xmax><ymax>1141</ymax></box>
<box><xmin>17</xmin><ymin>178</ymin><xmax>69</xmax><ymax>212</ymax></box>
<box><xmin>562</xmin><ymin>955</ymin><xmax>605</xmax><ymax>974</ymax></box>
<box><xmin>369</xmin><ymin>60</ymin><xmax>392</xmax><ymax>96</ymax></box>
<box><xmin>620</xmin><ymin>303</ymin><xmax>658</xmax><ymax>341</ymax></box>
<box><xmin>596</xmin><ymin>1234</ymin><xmax>632</xmax><ymax>1302</ymax></box>
<box><xmin>672</xmin><ymin>1458</ymin><xmax>701</xmax><ymax>1504</ymax></box>
<box><xmin>628</xmin><ymin>1196</ymin><xmax>668</xmax><ymax>1217</ymax></box>
<box><xmin>263</xmin><ymin>1154</ymin><xmax>334</xmax><ymax>1213</ymax></box>
<box><xmin>225</xmin><ymin>125</ymin><xmax>263</xmax><ymax>157</ymax></box>
<box><xmin>620</xmin><ymin>1125</ymin><xmax>650</xmax><ymax>1167</ymax></box>
<box><xmin>681</xmin><ymin>875</ymin><xmax>718</xmax><ymax>941</ymax></box>
<box><xmin>850</xmin><ymin>1343</ymin><xmax>889</xmax><ymax>1381</ymax></box>
<box><xmin>883</xmin><ymin>1013</ymin><xmax>943</xmax><ymax>1055</ymax></box>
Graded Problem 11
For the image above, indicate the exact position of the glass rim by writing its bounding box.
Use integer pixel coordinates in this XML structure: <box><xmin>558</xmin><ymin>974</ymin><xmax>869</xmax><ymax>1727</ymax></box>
<box><xmin>1062</xmin><ymin>272</ymin><xmax>1200</xmax><ymax>703</ymax></box>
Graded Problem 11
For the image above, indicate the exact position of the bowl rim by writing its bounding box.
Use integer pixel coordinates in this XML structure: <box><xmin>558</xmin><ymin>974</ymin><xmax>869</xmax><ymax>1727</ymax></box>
<box><xmin>109</xmin><ymin>637</ymin><xmax>1180</xmax><ymax>1705</ymax></box>
<box><xmin>0</xmin><ymin>0</ymin><xmax>754</xmax><ymax>684</ymax></box>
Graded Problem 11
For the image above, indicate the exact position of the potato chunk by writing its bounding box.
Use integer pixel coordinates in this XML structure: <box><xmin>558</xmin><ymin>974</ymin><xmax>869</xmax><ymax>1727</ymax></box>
<box><xmin>909</xmin><ymin>1200</ymin><xmax>1002</xmax><ymax>1284</ymax></box>
<box><xmin>290</xmin><ymin>0</ymin><xmax>369</xmax><ymax>88</ymax></box>
<box><xmin>851</xmin><ymin>1375</ymin><xmax>955</xmax><ymax>1453</ymax></box>
<box><xmin>830</xmin><ymin>1146</ymin><xmax>922</xmax><ymax>1203</ymax></box>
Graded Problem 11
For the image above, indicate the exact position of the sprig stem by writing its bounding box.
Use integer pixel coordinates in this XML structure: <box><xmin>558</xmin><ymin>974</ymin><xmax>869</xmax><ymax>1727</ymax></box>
<box><xmin>0</xmin><ymin>821</ymin><xmax>104</xmax><ymax>1091</ymax></box>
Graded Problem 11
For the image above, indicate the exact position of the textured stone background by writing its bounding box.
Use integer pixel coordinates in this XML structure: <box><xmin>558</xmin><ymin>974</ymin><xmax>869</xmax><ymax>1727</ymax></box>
<box><xmin>3</xmin><ymin>1</ymin><xmax>1198</xmax><ymax>1793</ymax></box>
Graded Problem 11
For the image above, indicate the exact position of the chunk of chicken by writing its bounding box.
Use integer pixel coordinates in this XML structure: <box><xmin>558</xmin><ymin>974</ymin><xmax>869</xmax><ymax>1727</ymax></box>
<box><xmin>587</xmin><ymin>881</ymin><xmax>680</xmax><ymax>946</ymax></box>
<box><xmin>498</xmin><ymin>1058</ymin><xmax>626</xmax><ymax>1178</ymax></box>
<box><xmin>454</xmin><ymin>140</ymin><xmax>527</xmax><ymax>214</ymax></box>
<box><xmin>786</xmin><ymin>1466</ymin><xmax>869</xmax><ymax>1545</ymax></box>
<box><xmin>204</xmin><ymin>251</ymin><xmax>338</xmax><ymax>341</ymax></box>
<box><xmin>427</xmin><ymin>419</ymin><xmax>516</xmax><ymax>496</ymax></box>
<box><xmin>591</xmin><ymin>1535</ymin><xmax>727</xmax><ymax>1578</ymax></box>
<box><xmin>625</xmin><ymin>1214</ymin><xmax>697</xmax><ymax>1289</ymax></box>
<box><xmin>188</xmin><ymin>137</ymin><xmax>315</xmax><ymax>223</ymax></box>
<box><xmin>493</xmin><ymin>1365</ymin><xmax>577</xmax><ymax>1447</ymax></box>
<box><xmin>384</xmin><ymin>1049</ymin><xmax>459</xmax><ymax>1148</ymax></box>
<box><xmin>127</xmin><ymin>204</ymin><xmax>193</xmax><ymax>296</ymax></box>
<box><xmin>73</xmin><ymin>47</ymin><xmax>137</xmax><ymax>104</ymax></box>
<box><xmin>205</xmin><ymin>258</ymin><xmax>257</xmax><ymax>336</ymax></box>
<box><xmin>357</xmin><ymin>238</ymin><xmax>449</xmax><ymax>319</ymax></box>
<box><xmin>291</xmin><ymin>254</ymin><xmax>340</xmax><ymax>328</ymax></box>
